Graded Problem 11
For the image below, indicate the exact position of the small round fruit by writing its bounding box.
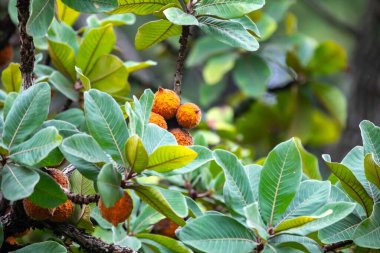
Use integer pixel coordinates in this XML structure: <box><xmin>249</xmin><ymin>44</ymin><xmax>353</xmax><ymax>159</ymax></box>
<box><xmin>23</xmin><ymin>199</ymin><xmax>51</xmax><ymax>221</ymax></box>
<box><xmin>149</xmin><ymin>112</ymin><xmax>168</xmax><ymax>130</ymax></box>
<box><xmin>0</xmin><ymin>45</ymin><xmax>13</xmax><ymax>67</ymax></box>
<box><xmin>152</xmin><ymin>88</ymin><xmax>180</xmax><ymax>119</ymax></box>
<box><xmin>47</xmin><ymin>168</ymin><xmax>69</xmax><ymax>189</ymax></box>
<box><xmin>152</xmin><ymin>218</ymin><xmax>179</xmax><ymax>238</ymax></box>
<box><xmin>49</xmin><ymin>200</ymin><xmax>74</xmax><ymax>222</ymax></box>
<box><xmin>169</xmin><ymin>128</ymin><xmax>193</xmax><ymax>146</ymax></box>
<box><xmin>98</xmin><ymin>192</ymin><xmax>133</xmax><ymax>226</ymax></box>
<box><xmin>176</xmin><ymin>103</ymin><xmax>202</xmax><ymax>129</ymax></box>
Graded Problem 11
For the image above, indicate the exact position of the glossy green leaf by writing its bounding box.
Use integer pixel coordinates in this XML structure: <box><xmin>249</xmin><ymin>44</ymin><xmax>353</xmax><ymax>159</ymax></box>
<box><xmin>62</xmin><ymin>0</ymin><xmax>118</xmax><ymax>12</ymax></box>
<box><xmin>3</xmin><ymin>92</ymin><xmax>18</xmax><ymax>121</ymax></box>
<box><xmin>270</xmin><ymin>235</ymin><xmax>322</xmax><ymax>253</ymax></box>
<box><xmin>137</xmin><ymin>234</ymin><xmax>191</xmax><ymax>253</ymax></box>
<box><xmin>49</xmin><ymin>71</ymin><xmax>79</xmax><ymax>101</ymax></box>
<box><xmin>199</xmin><ymin>17</ymin><xmax>259</xmax><ymax>51</ymax></box>
<box><xmin>233</xmin><ymin>55</ymin><xmax>271</xmax><ymax>98</ymax></box>
<box><xmin>3</xmin><ymin>83</ymin><xmax>51</xmax><ymax>148</ymax></box>
<box><xmin>86</xmin><ymin>55</ymin><xmax>129</xmax><ymax>94</ymax></box>
<box><xmin>76</xmin><ymin>24</ymin><xmax>116</xmax><ymax>74</ymax></box>
<box><xmin>97</xmin><ymin>163</ymin><xmax>123</xmax><ymax>208</ymax></box>
<box><xmin>124</xmin><ymin>60</ymin><xmax>157</xmax><ymax>73</ymax></box>
<box><xmin>244</xmin><ymin>202</ymin><xmax>269</xmax><ymax>240</ymax></box>
<box><xmin>26</xmin><ymin>0</ymin><xmax>54</xmax><ymax>37</ymax></box>
<box><xmin>14</xmin><ymin>241</ymin><xmax>67</xmax><ymax>253</ymax></box>
<box><xmin>203</xmin><ymin>53</ymin><xmax>237</xmax><ymax>85</ymax></box>
<box><xmin>178</xmin><ymin>214</ymin><xmax>257</xmax><ymax>253</ymax></box>
<box><xmin>213</xmin><ymin>149</ymin><xmax>254</xmax><ymax>215</ymax></box>
<box><xmin>28</xmin><ymin>170</ymin><xmax>67</xmax><ymax>208</ymax></box>
<box><xmin>125</xmin><ymin>135</ymin><xmax>149</xmax><ymax>173</ymax></box>
<box><xmin>275</xmin><ymin>216</ymin><xmax>318</xmax><ymax>233</ymax></box>
<box><xmin>84</xmin><ymin>89</ymin><xmax>129</xmax><ymax>167</ymax></box>
<box><xmin>1</xmin><ymin>62</ymin><xmax>22</xmax><ymax>92</ymax></box>
<box><xmin>112</xmin><ymin>0</ymin><xmax>178</xmax><ymax>15</ymax></box>
<box><xmin>48</xmin><ymin>40</ymin><xmax>76</xmax><ymax>81</ymax></box>
<box><xmin>135</xmin><ymin>20</ymin><xmax>182</xmax><ymax>50</ymax></box>
<box><xmin>360</xmin><ymin>120</ymin><xmax>380</xmax><ymax>164</ymax></box>
<box><xmin>245</xmin><ymin>164</ymin><xmax>262</xmax><ymax>201</ymax></box>
<box><xmin>353</xmin><ymin>203</ymin><xmax>380</xmax><ymax>249</ymax></box>
<box><xmin>319</xmin><ymin>213</ymin><xmax>361</xmax><ymax>244</ymax></box>
<box><xmin>75</xmin><ymin>66</ymin><xmax>91</xmax><ymax>90</ymax></box>
<box><xmin>142</xmin><ymin>124</ymin><xmax>177</xmax><ymax>154</ymax></box>
<box><xmin>42</xmin><ymin>120</ymin><xmax>79</xmax><ymax>138</ymax></box>
<box><xmin>56</xmin><ymin>0</ymin><xmax>80</xmax><ymax>26</ymax></box>
<box><xmin>1</xmin><ymin>164</ymin><xmax>39</xmax><ymax>201</ymax></box>
<box><xmin>163</xmin><ymin>7</ymin><xmax>199</xmax><ymax>25</ymax></box>
<box><xmin>294</xmin><ymin>138</ymin><xmax>322</xmax><ymax>180</ymax></box>
<box><xmin>259</xmin><ymin>139</ymin><xmax>302</xmax><ymax>226</ymax></box>
<box><xmin>131</xmin><ymin>205</ymin><xmax>163</xmax><ymax>234</ymax></box>
<box><xmin>132</xmin><ymin>185</ymin><xmax>186</xmax><ymax>226</ymax></box>
<box><xmin>364</xmin><ymin>153</ymin><xmax>380</xmax><ymax>190</ymax></box>
<box><xmin>9</xmin><ymin>127</ymin><xmax>62</xmax><ymax>166</ymax></box>
<box><xmin>194</xmin><ymin>0</ymin><xmax>265</xmax><ymax>19</ymax></box>
<box><xmin>232</xmin><ymin>15</ymin><xmax>261</xmax><ymax>37</ymax></box>
<box><xmin>323</xmin><ymin>155</ymin><xmax>374</xmax><ymax>216</ymax></box>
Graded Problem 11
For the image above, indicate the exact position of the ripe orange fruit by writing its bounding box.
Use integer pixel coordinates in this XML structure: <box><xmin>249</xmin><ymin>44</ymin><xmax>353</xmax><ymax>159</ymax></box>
<box><xmin>176</xmin><ymin>103</ymin><xmax>202</xmax><ymax>129</ymax></box>
<box><xmin>149</xmin><ymin>112</ymin><xmax>168</xmax><ymax>129</ymax></box>
<box><xmin>47</xmin><ymin>168</ymin><xmax>69</xmax><ymax>189</ymax></box>
<box><xmin>152</xmin><ymin>88</ymin><xmax>181</xmax><ymax>119</ymax></box>
<box><xmin>0</xmin><ymin>45</ymin><xmax>13</xmax><ymax>67</ymax></box>
<box><xmin>169</xmin><ymin>128</ymin><xmax>193</xmax><ymax>146</ymax></box>
<box><xmin>98</xmin><ymin>191</ymin><xmax>133</xmax><ymax>226</ymax></box>
<box><xmin>48</xmin><ymin>199</ymin><xmax>74</xmax><ymax>222</ymax></box>
<box><xmin>152</xmin><ymin>218</ymin><xmax>179</xmax><ymax>238</ymax></box>
<box><xmin>23</xmin><ymin>199</ymin><xmax>51</xmax><ymax>221</ymax></box>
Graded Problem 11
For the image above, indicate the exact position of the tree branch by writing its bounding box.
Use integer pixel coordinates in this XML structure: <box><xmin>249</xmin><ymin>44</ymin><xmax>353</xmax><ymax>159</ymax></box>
<box><xmin>65</xmin><ymin>191</ymin><xmax>100</xmax><ymax>205</ymax></box>
<box><xmin>173</xmin><ymin>26</ymin><xmax>190</xmax><ymax>95</ymax></box>
<box><xmin>16</xmin><ymin>0</ymin><xmax>35</xmax><ymax>90</ymax></box>
<box><xmin>303</xmin><ymin>0</ymin><xmax>359</xmax><ymax>37</ymax></box>
<box><xmin>323</xmin><ymin>240</ymin><xmax>353</xmax><ymax>252</ymax></box>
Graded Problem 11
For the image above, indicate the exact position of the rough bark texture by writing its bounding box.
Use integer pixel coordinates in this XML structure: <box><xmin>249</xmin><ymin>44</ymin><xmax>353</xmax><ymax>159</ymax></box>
<box><xmin>17</xmin><ymin>0</ymin><xmax>35</xmax><ymax>90</ymax></box>
<box><xmin>334</xmin><ymin>0</ymin><xmax>380</xmax><ymax>159</ymax></box>
<box><xmin>173</xmin><ymin>26</ymin><xmax>190</xmax><ymax>95</ymax></box>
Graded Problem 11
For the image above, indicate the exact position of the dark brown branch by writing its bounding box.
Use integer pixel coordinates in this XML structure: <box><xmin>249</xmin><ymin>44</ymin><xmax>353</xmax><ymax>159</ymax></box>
<box><xmin>16</xmin><ymin>0</ymin><xmax>35</xmax><ymax>90</ymax></box>
<box><xmin>65</xmin><ymin>192</ymin><xmax>100</xmax><ymax>205</ymax></box>
<box><xmin>303</xmin><ymin>0</ymin><xmax>359</xmax><ymax>37</ymax></box>
<box><xmin>173</xmin><ymin>26</ymin><xmax>190</xmax><ymax>95</ymax></box>
<box><xmin>323</xmin><ymin>240</ymin><xmax>353</xmax><ymax>252</ymax></box>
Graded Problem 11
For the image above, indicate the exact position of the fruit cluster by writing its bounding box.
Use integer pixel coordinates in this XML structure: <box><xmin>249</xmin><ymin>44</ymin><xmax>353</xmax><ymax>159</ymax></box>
<box><xmin>149</xmin><ymin>88</ymin><xmax>202</xmax><ymax>146</ymax></box>
<box><xmin>23</xmin><ymin>168</ymin><xmax>73</xmax><ymax>222</ymax></box>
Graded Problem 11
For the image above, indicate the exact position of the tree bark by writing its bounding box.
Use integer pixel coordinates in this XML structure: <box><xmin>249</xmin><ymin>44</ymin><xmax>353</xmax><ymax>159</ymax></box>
<box><xmin>334</xmin><ymin>0</ymin><xmax>380</xmax><ymax>159</ymax></box>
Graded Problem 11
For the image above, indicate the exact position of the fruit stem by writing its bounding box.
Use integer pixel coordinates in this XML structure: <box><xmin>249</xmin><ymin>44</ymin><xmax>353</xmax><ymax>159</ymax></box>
<box><xmin>16</xmin><ymin>0</ymin><xmax>35</xmax><ymax>90</ymax></box>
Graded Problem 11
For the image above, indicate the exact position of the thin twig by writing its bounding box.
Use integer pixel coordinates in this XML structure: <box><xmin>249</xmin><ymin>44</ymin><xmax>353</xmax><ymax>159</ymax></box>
<box><xmin>323</xmin><ymin>240</ymin><xmax>353</xmax><ymax>252</ymax></box>
<box><xmin>173</xmin><ymin>26</ymin><xmax>190</xmax><ymax>95</ymax></box>
<box><xmin>65</xmin><ymin>191</ymin><xmax>100</xmax><ymax>205</ymax></box>
<box><xmin>16</xmin><ymin>0</ymin><xmax>35</xmax><ymax>90</ymax></box>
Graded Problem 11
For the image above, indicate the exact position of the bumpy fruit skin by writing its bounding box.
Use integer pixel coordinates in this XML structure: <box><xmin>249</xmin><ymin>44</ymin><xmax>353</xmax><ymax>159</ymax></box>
<box><xmin>152</xmin><ymin>88</ymin><xmax>181</xmax><ymax>119</ymax></box>
<box><xmin>98</xmin><ymin>191</ymin><xmax>133</xmax><ymax>226</ymax></box>
<box><xmin>149</xmin><ymin>112</ymin><xmax>168</xmax><ymax>130</ymax></box>
<box><xmin>169</xmin><ymin>128</ymin><xmax>193</xmax><ymax>146</ymax></box>
<box><xmin>176</xmin><ymin>103</ymin><xmax>202</xmax><ymax>129</ymax></box>
<box><xmin>152</xmin><ymin>218</ymin><xmax>179</xmax><ymax>238</ymax></box>
<box><xmin>0</xmin><ymin>45</ymin><xmax>13</xmax><ymax>67</ymax></box>
<box><xmin>49</xmin><ymin>200</ymin><xmax>74</xmax><ymax>222</ymax></box>
<box><xmin>23</xmin><ymin>168</ymin><xmax>73</xmax><ymax>222</ymax></box>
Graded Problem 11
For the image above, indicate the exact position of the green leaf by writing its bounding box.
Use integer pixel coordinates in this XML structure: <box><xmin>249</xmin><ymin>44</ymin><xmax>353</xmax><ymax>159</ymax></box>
<box><xmin>97</xmin><ymin>163</ymin><xmax>123</xmax><ymax>208</ymax></box>
<box><xmin>42</xmin><ymin>120</ymin><xmax>80</xmax><ymax>138</ymax></box>
<box><xmin>163</xmin><ymin>7</ymin><xmax>199</xmax><ymax>25</ymax></box>
<box><xmin>14</xmin><ymin>241</ymin><xmax>67</xmax><ymax>253</ymax></box>
<box><xmin>353</xmin><ymin>203</ymin><xmax>380</xmax><ymax>249</ymax></box>
<box><xmin>1</xmin><ymin>164</ymin><xmax>39</xmax><ymax>201</ymax></box>
<box><xmin>232</xmin><ymin>15</ymin><xmax>261</xmax><ymax>37</ymax></box>
<box><xmin>3</xmin><ymin>83</ymin><xmax>51</xmax><ymax>148</ymax></box>
<box><xmin>307</xmin><ymin>41</ymin><xmax>347</xmax><ymax>75</ymax></box>
<box><xmin>26</xmin><ymin>0</ymin><xmax>54</xmax><ymax>37</ymax></box>
<box><xmin>48</xmin><ymin>40</ymin><xmax>76</xmax><ymax>81</ymax></box>
<box><xmin>111</xmin><ymin>0</ymin><xmax>178</xmax><ymax>15</ymax></box>
<box><xmin>131</xmin><ymin>205</ymin><xmax>164</xmax><ymax>234</ymax></box>
<box><xmin>125</xmin><ymin>135</ymin><xmax>148</xmax><ymax>173</ymax></box>
<box><xmin>278</xmin><ymin>180</ymin><xmax>330</xmax><ymax>224</ymax></box>
<box><xmin>98</xmin><ymin>13</ymin><xmax>136</xmax><ymax>26</ymax></box>
<box><xmin>9</xmin><ymin>127</ymin><xmax>62</xmax><ymax>166</ymax></box>
<box><xmin>132</xmin><ymin>185</ymin><xmax>186</xmax><ymax>226</ymax></box>
<box><xmin>124</xmin><ymin>60</ymin><xmax>157</xmax><ymax>73</ymax></box>
<box><xmin>147</xmin><ymin>146</ymin><xmax>197</xmax><ymax>173</ymax></box>
<box><xmin>48</xmin><ymin>19</ymin><xmax>79</xmax><ymax>52</ymax></box>
<box><xmin>137</xmin><ymin>234</ymin><xmax>191</xmax><ymax>253</ymax></box>
<box><xmin>270</xmin><ymin>235</ymin><xmax>322</xmax><ymax>253</ymax></box>
<box><xmin>275</xmin><ymin>216</ymin><xmax>318</xmax><ymax>233</ymax></box>
<box><xmin>319</xmin><ymin>213</ymin><xmax>361</xmax><ymax>244</ymax></box>
<box><xmin>233</xmin><ymin>55</ymin><xmax>270</xmax><ymax>98</ymax></box>
<box><xmin>62</xmin><ymin>0</ymin><xmax>118</xmax><ymax>12</ymax></box>
<box><xmin>198</xmin><ymin>17</ymin><xmax>259</xmax><ymax>52</ymax></box>
<box><xmin>76</xmin><ymin>24</ymin><xmax>116</xmax><ymax>74</ymax></box>
<box><xmin>323</xmin><ymin>155</ymin><xmax>374</xmax><ymax>217</ymax></box>
<box><xmin>259</xmin><ymin>139</ymin><xmax>302</xmax><ymax>226</ymax></box>
<box><xmin>360</xmin><ymin>120</ymin><xmax>380</xmax><ymax>164</ymax></box>
<box><xmin>86</xmin><ymin>55</ymin><xmax>129</xmax><ymax>94</ymax></box>
<box><xmin>1</xmin><ymin>62</ymin><xmax>22</xmax><ymax>92</ymax></box>
<box><xmin>294</xmin><ymin>138</ymin><xmax>322</xmax><ymax>180</ymax></box>
<box><xmin>3</xmin><ymin>92</ymin><xmax>18</xmax><ymax>121</ymax></box>
<box><xmin>84</xmin><ymin>89</ymin><xmax>129</xmax><ymax>167</ymax></box>
<box><xmin>60</xmin><ymin>133</ymin><xmax>110</xmax><ymax>180</ymax></box>
<box><xmin>364</xmin><ymin>153</ymin><xmax>380</xmax><ymax>190</ymax></box>
<box><xmin>56</xmin><ymin>0</ymin><xmax>80</xmax><ymax>26</ymax></box>
<box><xmin>203</xmin><ymin>53</ymin><xmax>237</xmax><ymax>85</ymax></box>
<box><xmin>75</xmin><ymin>66</ymin><xmax>91</xmax><ymax>90</ymax></box>
<box><xmin>285</xmin><ymin>202</ymin><xmax>356</xmax><ymax>236</ymax></box>
<box><xmin>28</xmin><ymin>170</ymin><xmax>67</xmax><ymax>208</ymax></box>
<box><xmin>135</xmin><ymin>20</ymin><xmax>182</xmax><ymax>50</ymax></box>
<box><xmin>178</xmin><ymin>214</ymin><xmax>257</xmax><ymax>253</ymax></box>
<box><xmin>49</xmin><ymin>71</ymin><xmax>79</xmax><ymax>101</ymax></box>
<box><xmin>245</xmin><ymin>164</ymin><xmax>262</xmax><ymax>201</ymax></box>
<box><xmin>142</xmin><ymin>124</ymin><xmax>177</xmax><ymax>154</ymax></box>
<box><xmin>213</xmin><ymin>149</ymin><xmax>254</xmax><ymax>215</ymax></box>
<box><xmin>194</xmin><ymin>0</ymin><xmax>265</xmax><ymax>19</ymax></box>
<box><xmin>244</xmin><ymin>202</ymin><xmax>269</xmax><ymax>240</ymax></box>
